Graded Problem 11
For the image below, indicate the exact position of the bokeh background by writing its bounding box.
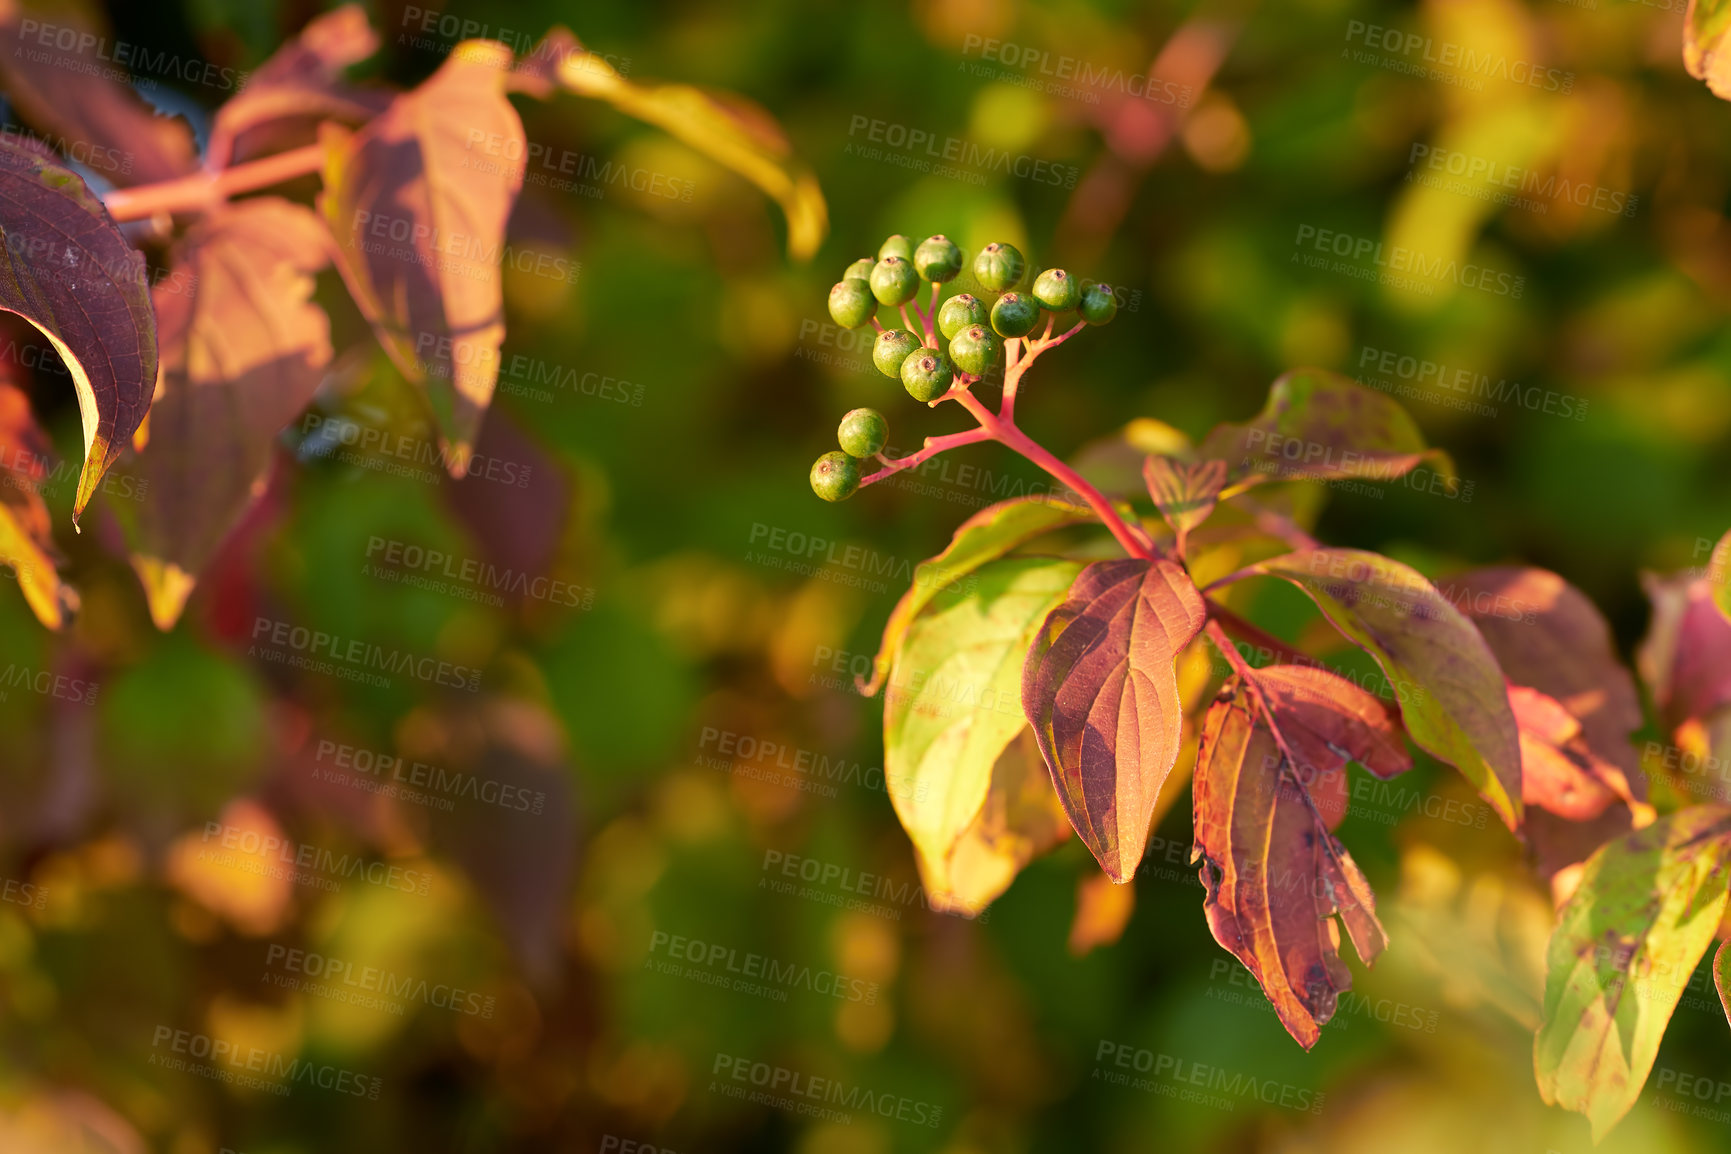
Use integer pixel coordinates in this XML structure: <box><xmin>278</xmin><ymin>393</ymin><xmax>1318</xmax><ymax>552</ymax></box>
<box><xmin>2</xmin><ymin>0</ymin><xmax>1730</xmax><ymax>1150</ymax></box>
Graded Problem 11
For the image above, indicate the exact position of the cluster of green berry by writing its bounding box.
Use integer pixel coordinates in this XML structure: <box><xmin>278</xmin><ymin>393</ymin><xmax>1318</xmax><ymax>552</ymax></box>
<box><xmin>811</xmin><ymin>233</ymin><xmax>1118</xmax><ymax>502</ymax></box>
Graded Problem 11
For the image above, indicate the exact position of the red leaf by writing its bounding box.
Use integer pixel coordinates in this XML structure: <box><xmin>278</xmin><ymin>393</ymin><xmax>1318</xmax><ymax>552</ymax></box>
<box><xmin>1255</xmin><ymin>664</ymin><xmax>1412</xmax><ymax>828</ymax></box>
<box><xmin>0</xmin><ymin>136</ymin><xmax>156</xmax><ymax>521</ymax></box>
<box><xmin>1021</xmin><ymin>557</ymin><xmax>1206</xmax><ymax>881</ymax></box>
<box><xmin>1509</xmin><ymin>685</ymin><xmax>1630</xmax><ymax>822</ymax></box>
<box><xmin>1193</xmin><ymin>683</ymin><xmax>1387</xmax><ymax>1049</ymax></box>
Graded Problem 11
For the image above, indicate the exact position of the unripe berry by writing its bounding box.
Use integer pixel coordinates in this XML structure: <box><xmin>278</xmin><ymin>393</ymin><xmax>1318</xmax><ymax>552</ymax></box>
<box><xmin>1079</xmin><ymin>282</ymin><xmax>1118</xmax><ymax>325</ymax></box>
<box><xmin>828</xmin><ymin>279</ymin><xmax>876</xmax><ymax>329</ymax></box>
<box><xmin>913</xmin><ymin>234</ymin><xmax>963</xmax><ymax>282</ymax></box>
<box><xmin>1032</xmin><ymin>268</ymin><xmax>1080</xmax><ymax>311</ymax></box>
<box><xmin>949</xmin><ymin>324</ymin><xmax>1001</xmax><ymax>377</ymax></box>
<box><xmin>811</xmin><ymin>451</ymin><xmax>861</xmax><ymax>502</ymax></box>
<box><xmin>878</xmin><ymin>235</ymin><xmax>914</xmax><ymax>262</ymax></box>
<box><xmin>972</xmin><ymin>242</ymin><xmax>1024</xmax><ymax>292</ymax></box>
<box><xmin>870</xmin><ymin>255</ymin><xmax>920</xmax><ymax>306</ymax></box>
<box><xmin>844</xmin><ymin>257</ymin><xmax>876</xmax><ymax>281</ymax></box>
<box><xmin>872</xmin><ymin>328</ymin><xmax>922</xmax><ymax>378</ymax></box>
<box><xmin>991</xmin><ymin>292</ymin><xmax>1040</xmax><ymax>338</ymax></box>
<box><xmin>938</xmin><ymin>293</ymin><xmax>988</xmax><ymax>340</ymax></box>
<box><xmin>837</xmin><ymin>408</ymin><xmax>888</xmax><ymax>458</ymax></box>
<box><xmin>901</xmin><ymin>349</ymin><xmax>955</xmax><ymax>402</ymax></box>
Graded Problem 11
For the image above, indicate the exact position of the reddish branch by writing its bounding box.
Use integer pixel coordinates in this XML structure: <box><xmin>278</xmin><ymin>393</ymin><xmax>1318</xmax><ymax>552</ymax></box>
<box><xmin>104</xmin><ymin>143</ymin><xmax>326</xmax><ymax>222</ymax></box>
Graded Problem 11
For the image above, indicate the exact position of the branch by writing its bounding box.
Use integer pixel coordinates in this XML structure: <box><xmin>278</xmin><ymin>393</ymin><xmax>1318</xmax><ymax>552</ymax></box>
<box><xmin>104</xmin><ymin>144</ymin><xmax>327</xmax><ymax>222</ymax></box>
<box><xmin>860</xmin><ymin>427</ymin><xmax>992</xmax><ymax>487</ymax></box>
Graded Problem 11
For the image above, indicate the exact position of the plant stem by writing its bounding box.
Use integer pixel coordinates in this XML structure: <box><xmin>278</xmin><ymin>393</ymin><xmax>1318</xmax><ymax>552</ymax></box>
<box><xmin>105</xmin><ymin>144</ymin><xmax>327</xmax><ymax>222</ymax></box>
<box><xmin>951</xmin><ymin>389</ymin><xmax>1154</xmax><ymax>561</ymax></box>
<box><xmin>859</xmin><ymin>427</ymin><xmax>992</xmax><ymax>487</ymax></box>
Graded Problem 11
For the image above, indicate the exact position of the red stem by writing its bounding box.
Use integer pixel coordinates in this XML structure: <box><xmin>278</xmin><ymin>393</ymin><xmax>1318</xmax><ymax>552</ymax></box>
<box><xmin>104</xmin><ymin>144</ymin><xmax>326</xmax><ymax>221</ymax></box>
<box><xmin>859</xmin><ymin>427</ymin><xmax>992</xmax><ymax>487</ymax></box>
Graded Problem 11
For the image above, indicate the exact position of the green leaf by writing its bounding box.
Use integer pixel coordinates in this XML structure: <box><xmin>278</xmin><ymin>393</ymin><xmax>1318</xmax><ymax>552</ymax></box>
<box><xmin>1535</xmin><ymin>806</ymin><xmax>1731</xmax><ymax>1141</ymax></box>
<box><xmin>1714</xmin><ymin>940</ymin><xmax>1731</xmax><ymax>1030</ymax></box>
<box><xmin>1243</xmin><ymin>548</ymin><xmax>1523</xmax><ymax>829</ymax></box>
<box><xmin>1197</xmin><ymin>367</ymin><xmax>1454</xmax><ymax>496</ymax></box>
<box><xmin>1686</xmin><ymin>0</ymin><xmax>1731</xmax><ymax>100</ymax></box>
<box><xmin>885</xmin><ymin>556</ymin><xmax>1083</xmax><ymax>877</ymax></box>
<box><xmin>862</xmin><ymin>496</ymin><xmax>1092</xmax><ymax>694</ymax></box>
<box><xmin>1709</xmin><ymin>529</ymin><xmax>1731</xmax><ymax>623</ymax></box>
<box><xmin>514</xmin><ymin>29</ymin><xmax>827</xmax><ymax>260</ymax></box>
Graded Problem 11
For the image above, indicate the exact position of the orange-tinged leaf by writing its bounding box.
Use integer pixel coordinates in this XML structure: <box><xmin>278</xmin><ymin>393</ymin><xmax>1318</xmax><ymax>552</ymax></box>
<box><xmin>113</xmin><ymin>198</ymin><xmax>332</xmax><ymax>629</ymax></box>
<box><xmin>1021</xmin><ymin>557</ymin><xmax>1206</xmax><ymax>881</ymax></box>
<box><xmin>319</xmin><ymin>40</ymin><xmax>525</xmax><ymax>475</ymax></box>
<box><xmin>1068</xmin><ymin>870</ymin><xmax>1136</xmax><ymax>956</ymax></box>
<box><xmin>1535</xmin><ymin>806</ymin><xmax>1731</xmax><ymax>1141</ymax></box>
<box><xmin>1509</xmin><ymin>685</ymin><xmax>1629</xmax><ymax>822</ymax></box>
<box><xmin>1244</xmin><ymin>549</ymin><xmax>1523</xmax><ymax>829</ymax></box>
<box><xmin>525</xmin><ymin>29</ymin><xmax>827</xmax><ymax>259</ymax></box>
<box><xmin>0</xmin><ymin>136</ymin><xmax>156</xmax><ymax>522</ymax></box>
<box><xmin>1451</xmin><ymin>566</ymin><xmax>1645</xmax><ymax>785</ymax></box>
<box><xmin>210</xmin><ymin>4</ymin><xmax>389</xmax><ymax>166</ymax></box>
<box><xmin>1685</xmin><ymin>0</ymin><xmax>1731</xmax><ymax>100</ymax></box>
<box><xmin>1192</xmin><ymin>684</ymin><xmax>1386</xmax><ymax>1049</ymax></box>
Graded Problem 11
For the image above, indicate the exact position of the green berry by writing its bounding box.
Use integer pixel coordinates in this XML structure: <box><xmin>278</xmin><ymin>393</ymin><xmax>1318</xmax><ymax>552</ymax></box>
<box><xmin>900</xmin><ymin>349</ymin><xmax>955</xmax><ymax>402</ymax></box>
<box><xmin>870</xmin><ymin>255</ymin><xmax>920</xmax><ymax>306</ymax></box>
<box><xmin>990</xmin><ymin>292</ymin><xmax>1040</xmax><ymax>338</ymax></box>
<box><xmin>878</xmin><ymin>235</ymin><xmax>914</xmax><ymax>261</ymax></box>
<box><xmin>913</xmin><ymin>234</ymin><xmax>963</xmax><ymax>282</ymax></box>
<box><xmin>844</xmin><ymin>257</ymin><xmax>876</xmax><ymax>281</ymax></box>
<box><xmin>837</xmin><ymin>408</ymin><xmax>888</xmax><ymax>458</ymax></box>
<box><xmin>811</xmin><ymin>451</ymin><xmax>861</xmax><ymax>502</ymax></box>
<box><xmin>872</xmin><ymin>328</ymin><xmax>922</xmax><ymax>378</ymax></box>
<box><xmin>972</xmin><ymin>242</ymin><xmax>1024</xmax><ymax>293</ymax></box>
<box><xmin>948</xmin><ymin>324</ymin><xmax>1001</xmax><ymax>377</ymax></box>
<box><xmin>829</xmin><ymin>279</ymin><xmax>876</xmax><ymax>329</ymax></box>
<box><xmin>1079</xmin><ymin>282</ymin><xmax>1118</xmax><ymax>325</ymax></box>
<box><xmin>938</xmin><ymin>293</ymin><xmax>988</xmax><ymax>340</ymax></box>
<box><xmin>1032</xmin><ymin>268</ymin><xmax>1081</xmax><ymax>311</ymax></box>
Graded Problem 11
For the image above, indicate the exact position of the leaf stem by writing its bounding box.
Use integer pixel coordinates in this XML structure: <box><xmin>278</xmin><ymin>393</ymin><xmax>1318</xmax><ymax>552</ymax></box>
<box><xmin>104</xmin><ymin>143</ymin><xmax>327</xmax><ymax>222</ymax></box>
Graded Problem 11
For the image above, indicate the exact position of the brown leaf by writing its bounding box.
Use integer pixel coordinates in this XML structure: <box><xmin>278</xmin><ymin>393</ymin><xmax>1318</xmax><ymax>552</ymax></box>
<box><xmin>319</xmin><ymin>40</ymin><xmax>525</xmax><ymax>475</ymax></box>
<box><xmin>1192</xmin><ymin>683</ymin><xmax>1387</xmax><ymax>1049</ymax></box>
<box><xmin>917</xmin><ymin>727</ymin><xmax>1072</xmax><ymax>916</ymax></box>
<box><xmin>210</xmin><ymin>4</ymin><xmax>389</xmax><ymax>167</ymax></box>
<box><xmin>1142</xmin><ymin>454</ymin><xmax>1224</xmax><ymax>553</ymax></box>
<box><xmin>0</xmin><ymin>135</ymin><xmax>156</xmax><ymax>521</ymax></box>
<box><xmin>116</xmin><ymin>198</ymin><xmax>331</xmax><ymax>629</ymax></box>
<box><xmin>1068</xmin><ymin>870</ymin><xmax>1136</xmax><ymax>956</ymax></box>
<box><xmin>0</xmin><ymin>2</ymin><xmax>197</xmax><ymax>186</ymax></box>
<box><xmin>1021</xmin><ymin>557</ymin><xmax>1206</xmax><ymax>881</ymax></box>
